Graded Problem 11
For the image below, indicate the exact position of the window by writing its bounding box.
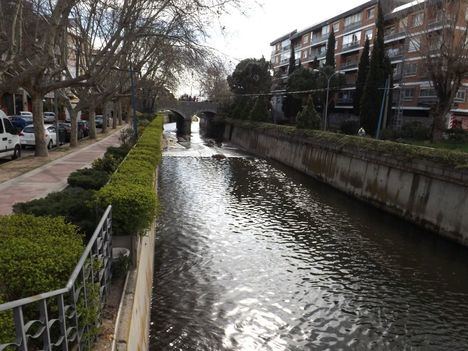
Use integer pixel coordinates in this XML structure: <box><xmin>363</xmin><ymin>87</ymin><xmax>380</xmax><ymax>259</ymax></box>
<box><xmin>420</xmin><ymin>88</ymin><xmax>436</xmax><ymax>97</ymax></box>
<box><xmin>455</xmin><ymin>89</ymin><xmax>466</xmax><ymax>102</ymax></box>
<box><xmin>404</xmin><ymin>62</ymin><xmax>418</xmax><ymax>76</ymax></box>
<box><xmin>322</xmin><ymin>25</ymin><xmax>330</xmax><ymax>36</ymax></box>
<box><xmin>343</xmin><ymin>32</ymin><xmax>361</xmax><ymax>48</ymax></box>
<box><xmin>312</xmin><ymin>32</ymin><xmax>321</xmax><ymax>42</ymax></box>
<box><xmin>408</xmin><ymin>37</ymin><xmax>421</xmax><ymax>52</ymax></box>
<box><xmin>367</xmin><ymin>7</ymin><xmax>375</xmax><ymax>20</ymax></box>
<box><xmin>399</xmin><ymin>17</ymin><xmax>408</xmax><ymax>31</ymax></box>
<box><xmin>3</xmin><ymin>119</ymin><xmax>16</xmax><ymax>135</ymax></box>
<box><xmin>403</xmin><ymin>88</ymin><xmax>415</xmax><ymax>100</ymax></box>
<box><xmin>365</xmin><ymin>29</ymin><xmax>373</xmax><ymax>40</ymax></box>
<box><xmin>413</xmin><ymin>12</ymin><xmax>424</xmax><ymax>27</ymax></box>
<box><xmin>344</xmin><ymin>13</ymin><xmax>362</xmax><ymax>27</ymax></box>
<box><xmin>333</xmin><ymin>22</ymin><xmax>340</xmax><ymax>32</ymax></box>
<box><xmin>0</xmin><ymin>119</ymin><xmax>3</xmax><ymax>134</ymax></box>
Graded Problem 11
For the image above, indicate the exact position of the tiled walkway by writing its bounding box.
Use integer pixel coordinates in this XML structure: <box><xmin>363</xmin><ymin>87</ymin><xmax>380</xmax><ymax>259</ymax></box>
<box><xmin>0</xmin><ymin>132</ymin><xmax>121</xmax><ymax>215</ymax></box>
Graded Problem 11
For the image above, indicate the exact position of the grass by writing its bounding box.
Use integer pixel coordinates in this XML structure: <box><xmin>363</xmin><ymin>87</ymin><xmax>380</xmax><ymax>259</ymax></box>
<box><xmin>403</xmin><ymin>140</ymin><xmax>468</xmax><ymax>153</ymax></box>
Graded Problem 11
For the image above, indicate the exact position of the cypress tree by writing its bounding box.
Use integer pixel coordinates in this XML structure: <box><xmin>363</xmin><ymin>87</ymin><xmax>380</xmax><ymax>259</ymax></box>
<box><xmin>288</xmin><ymin>46</ymin><xmax>296</xmax><ymax>75</ymax></box>
<box><xmin>354</xmin><ymin>37</ymin><xmax>370</xmax><ymax>116</ymax></box>
<box><xmin>359</xmin><ymin>2</ymin><xmax>392</xmax><ymax>136</ymax></box>
<box><xmin>296</xmin><ymin>96</ymin><xmax>321</xmax><ymax>130</ymax></box>
<box><xmin>325</xmin><ymin>31</ymin><xmax>336</xmax><ymax>68</ymax></box>
<box><xmin>249</xmin><ymin>96</ymin><xmax>270</xmax><ymax>122</ymax></box>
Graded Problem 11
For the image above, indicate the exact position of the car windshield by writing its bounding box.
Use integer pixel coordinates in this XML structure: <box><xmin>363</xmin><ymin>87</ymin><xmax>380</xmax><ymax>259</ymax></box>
<box><xmin>23</xmin><ymin>126</ymin><xmax>35</xmax><ymax>133</ymax></box>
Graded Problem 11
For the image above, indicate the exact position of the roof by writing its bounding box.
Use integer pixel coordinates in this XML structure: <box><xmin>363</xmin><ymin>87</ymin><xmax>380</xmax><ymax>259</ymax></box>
<box><xmin>270</xmin><ymin>30</ymin><xmax>297</xmax><ymax>46</ymax></box>
<box><xmin>392</xmin><ymin>0</ymin><xmax>427</xmax><ymax>14</ymax></box>
<box><xmin>291</xmin><ymin>0</ymin><xmax>377</xmax><ymax>40</ymax></box>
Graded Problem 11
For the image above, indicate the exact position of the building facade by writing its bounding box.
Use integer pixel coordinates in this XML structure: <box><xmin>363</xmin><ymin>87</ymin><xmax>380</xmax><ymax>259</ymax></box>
<box><xmin>270</xmin><ymin>0</ymin><xmax>468</xmax><ymax>130</ymax></box>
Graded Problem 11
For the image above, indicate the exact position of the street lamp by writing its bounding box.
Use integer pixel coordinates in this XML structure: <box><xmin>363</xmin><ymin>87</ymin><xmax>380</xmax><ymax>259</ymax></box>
<box><xmin>313</xmin><ymin>69</ymin><xmax>343</xmax><ymax>131</ymax></box>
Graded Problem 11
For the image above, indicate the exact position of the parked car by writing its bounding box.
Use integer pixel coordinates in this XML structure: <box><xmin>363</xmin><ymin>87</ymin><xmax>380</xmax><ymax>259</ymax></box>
<box><xmin>20</xmin><ymin>111</ymin><xmax>33</xmax><ymax>118</ymax></box>
<box><xmin>95</xmin><ymin>115</ymin><xmax>104</xmax><ymax>128</ymax></box>
<box><xmin>20</xmin><ymin>124</ymin><xmax>57</xmax><ymax>149</ymax></box>
<box><xmin>43</xmin><ymin>112</ymin><xmax>56</xmax><ymax>123</ymax></box>
<box><xmin>0</xmin><ymin>111</ymin><xmax>21</xmax><ymax>160</ymax></box>
<box><xmin>57</xmin><ymin>122</ymin><xmax>71</xmax><ymax>143</ymax></box>
<box><xmin>9</xmin><ymin>115</ymin><xmax>33</xmax><ymax>131</ymax></box>
<box><xmin>78</xmin><ymin>120</ymin><xmax>90</xmax><ymax>139</ymax></box>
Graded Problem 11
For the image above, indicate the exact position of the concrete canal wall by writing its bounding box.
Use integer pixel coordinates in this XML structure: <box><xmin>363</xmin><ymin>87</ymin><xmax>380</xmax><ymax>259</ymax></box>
<box><xmin>224</xmin><ymin>122</ymin><xmax>468</xmax><ymax>246</ymax></box>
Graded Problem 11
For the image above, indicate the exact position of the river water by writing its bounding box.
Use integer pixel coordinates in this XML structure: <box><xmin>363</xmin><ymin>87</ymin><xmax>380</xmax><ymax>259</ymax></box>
<box><xmin>149</xmin><ymin>122</ymin><xmax>468</xmax><ymax>350</ymax></box>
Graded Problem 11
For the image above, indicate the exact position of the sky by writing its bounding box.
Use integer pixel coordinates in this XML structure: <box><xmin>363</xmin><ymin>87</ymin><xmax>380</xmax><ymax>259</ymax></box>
<box><xmin>179</xmin><ymin>0</ymin><xmax>371</xmax><ymax>96</ymax></box>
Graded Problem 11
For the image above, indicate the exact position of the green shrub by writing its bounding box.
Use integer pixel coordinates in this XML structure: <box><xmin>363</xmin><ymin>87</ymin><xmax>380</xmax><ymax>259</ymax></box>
<box><xmin>445</xmin><ymin>128</ymin><xmax>468</xmax><ymax>143</ymax></box>
<box><xmin>0</xmin><ymin>215</ymin><xmax>83</xmax><ymax>301</ymax></box>
<box><xmin>249</xmin><ymin>96</ymin><xmax>270</xmax><ymax>122</ymax></box>
<box><xmin>0</xmin><ymin>295</ymin><xmax>14</xmax><ymax>345</ymax></box>
<box><xmin>105</xmin><ymin>145</ymin><xmax>132</xmax><ymax>162</ymax></box>
<box><xmin>96</xmin><ymin>115</ymin><xmax>163</xmax><ymax>236</ymax></box>
<box><xmin>92</xmin><ymin>154</ymin><xmax>120</xmax><ymax>173</ymax></box>
<box><xmin>401</xmin><ymin>121</ymin><xmax>431</xmax><ymax>141</ymax></box>
<box><xmin>340</xmin><ymin>120</ymin><xmax>360</xmax><ymax>135</ymax></box>
<box><xmin>68</xmin><ymin>168</ymin><xmax>110</xmax><ymax>190</ymax></box>
<box><xmin>13</xmin><ymin>187</ymin><xmax>98</xmax><ymax>238</ymax></box>
<box><xmin>297</xmin><ymin>97</ymin><xmax>321</xmax><ymax>130</ymax></box>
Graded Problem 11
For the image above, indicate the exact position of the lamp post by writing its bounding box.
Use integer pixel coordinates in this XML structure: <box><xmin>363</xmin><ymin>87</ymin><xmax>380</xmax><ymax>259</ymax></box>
<box><xmin>313</xmin><ymin>69</ymin><xmax>343</xmax><ymax>131</ymax></box>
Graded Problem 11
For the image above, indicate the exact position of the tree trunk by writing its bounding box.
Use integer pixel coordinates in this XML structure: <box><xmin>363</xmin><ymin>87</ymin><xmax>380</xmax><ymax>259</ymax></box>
<box><xmin>431</xmin><ymin>100</ymin><xmax>451</xmax><ymax>142</ymax></box>
<box><xmin>101</xmin><ymin>102</ymin><xmax>108</xmax><ymax>134</ymax></box>
<box><xmin>31</xmin><ymin>92</ymin><xmax>48</xmax><ymax>157</ymax></box>
<box><xmin>117</xmin><ymin>99</ymin><xmax>123</xmax><ymax>126</ymax></box>
<box><xmin>89</xmin><ymin>102</ymin><xmax>97</xmax><ymax>140</ymax></box>
<box><xmin>112</xmin><ymin>101</ymin><xmax>117</xmax><ymax>129</ymax></box>
<box><xmin>69</xmin><ymin>108</ymin><xmax>79</xmax><ymax>147</ymax></box>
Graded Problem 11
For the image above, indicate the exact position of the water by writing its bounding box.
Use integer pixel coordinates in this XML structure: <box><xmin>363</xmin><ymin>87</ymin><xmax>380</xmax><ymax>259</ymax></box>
<box><xmin>150</xmin><ymin>122</ymin><xmax>468</xmax><ymax>350</ymax></box>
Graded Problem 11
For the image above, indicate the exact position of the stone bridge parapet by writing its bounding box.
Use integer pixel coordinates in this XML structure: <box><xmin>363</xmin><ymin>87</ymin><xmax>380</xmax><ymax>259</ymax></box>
<box><xmin>159</xmin><ymin>101</ymin><xmax>218</xmax><ymax>120</ymax></box>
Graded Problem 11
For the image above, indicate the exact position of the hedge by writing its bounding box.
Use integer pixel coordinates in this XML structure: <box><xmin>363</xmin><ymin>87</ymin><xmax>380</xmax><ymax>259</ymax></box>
<box><xmin>96</xmin><ymin>115</ymin><xmax>163</xmax><ymax>236</ymax></box>
<box><xmin>13</xmin><ymin>187</ymin><xmax>98</xmax><ymax>238</ymax></box>
<box><xmin>68</xmin><ymin>168</ymin><xmax>110</xmax><ymax>190</ymax></box>
<box><xmin>0</xmin><ymin>215</ymin><xmax>84</xmax><ymax>301</ymax></box>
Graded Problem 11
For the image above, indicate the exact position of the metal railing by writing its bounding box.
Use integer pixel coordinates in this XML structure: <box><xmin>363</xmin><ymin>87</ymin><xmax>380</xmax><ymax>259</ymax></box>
<box><xmin>0</xmin><ymin>205</ymin><xmax>113</xmax><ymax>351</ymax></box>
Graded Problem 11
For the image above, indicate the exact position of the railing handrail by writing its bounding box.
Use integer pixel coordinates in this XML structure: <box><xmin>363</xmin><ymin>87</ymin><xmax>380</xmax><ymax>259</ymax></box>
<box><xmin>0</xmin><ymin>205</ymin><xmax>112</xmax><ymax>312</ymax></box>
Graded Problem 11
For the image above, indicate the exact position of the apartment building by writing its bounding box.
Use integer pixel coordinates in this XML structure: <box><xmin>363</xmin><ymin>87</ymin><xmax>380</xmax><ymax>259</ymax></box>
<box><xmin>270</xmin><ymin>0</ymin><xmax>468</xmax><ymax>130</ymax></box>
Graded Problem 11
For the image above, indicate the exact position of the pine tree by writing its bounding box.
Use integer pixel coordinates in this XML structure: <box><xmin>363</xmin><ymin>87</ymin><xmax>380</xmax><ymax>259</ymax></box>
<box><xmin>325</xmin><ymin>31</ymin><xmax>336</xmax><ymax>68</ymax></box>
<box><xmin>354</xmin><ymin>37</ymin><xmax>370</xmax><ymax>116</ymax></box>
<box><xmin>359</xmin><ymin>3</ymin><xmax>392</xmax><ymax>136</ymax></box>
<box><xmin>249</xmin><ymin>96</ymin><xmax>270</xmax><ymax>122</ymax></box>
<box><xmin>296</xmin><ymin>96</ymin><xmax>321</xmax><ymax>130</ymax></box>
<box><xmin>288</xmin><ymin>46</ymin><xmax>296</xmax><ymax>75</ymax></box>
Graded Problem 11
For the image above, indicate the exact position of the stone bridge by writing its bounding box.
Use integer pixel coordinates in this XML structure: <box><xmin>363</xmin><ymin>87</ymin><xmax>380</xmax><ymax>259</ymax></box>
<box><xmin>159</xmin><ymin>101</ymin><xmax>218</xmax><ymax>121</ymax></box>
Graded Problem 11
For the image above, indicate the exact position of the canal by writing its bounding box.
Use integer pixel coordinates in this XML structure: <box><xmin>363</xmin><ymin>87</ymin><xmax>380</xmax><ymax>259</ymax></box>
<box><xmin>149</xmin><ymin>121</ymin><xmax>468</xmax><ymax>350</ymax></box>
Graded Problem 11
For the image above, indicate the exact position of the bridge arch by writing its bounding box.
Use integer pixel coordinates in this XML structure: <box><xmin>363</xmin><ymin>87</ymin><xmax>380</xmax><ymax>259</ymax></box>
<box><xmin>158</xmin><ymin>101</ymin><xmax>219</xmax><ymax>137</ymax></box>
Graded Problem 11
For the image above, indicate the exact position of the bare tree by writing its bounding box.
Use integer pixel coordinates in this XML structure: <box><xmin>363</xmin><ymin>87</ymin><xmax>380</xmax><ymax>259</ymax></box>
<box><xmin>199</xmin><ymin>60</ymin><xmax>232</xmax><ymax>103</ymax></box>
<box><xmin>0</xmin><ymin>0</ymin><xmax>245</xmax><ymax>155</ymax></box>
<box><xmin>409</xmin><ymin>0</ymin><xmax>468</xmax><ymax>141</ymax></box>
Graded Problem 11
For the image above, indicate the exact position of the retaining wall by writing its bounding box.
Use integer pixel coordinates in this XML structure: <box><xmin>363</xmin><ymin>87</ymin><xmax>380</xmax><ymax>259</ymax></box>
<box><xmin>225</xmin><ymin>123</ymin><xmax>468</xmax><ymax>246</ymax></box>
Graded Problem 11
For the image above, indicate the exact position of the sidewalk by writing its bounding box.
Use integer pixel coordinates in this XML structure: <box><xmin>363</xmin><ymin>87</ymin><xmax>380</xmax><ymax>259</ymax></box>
<box><xmin>0</xmin><ymin>130</ymin><xmax>122</xmax><ymax>215</ymax></box>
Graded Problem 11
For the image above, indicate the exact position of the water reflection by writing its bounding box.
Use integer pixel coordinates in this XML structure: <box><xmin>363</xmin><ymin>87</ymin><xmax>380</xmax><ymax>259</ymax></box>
<box><xmin>150</xmin><ymin>125</ymin><xmax>468</xmax><ymax>350</ymax></box>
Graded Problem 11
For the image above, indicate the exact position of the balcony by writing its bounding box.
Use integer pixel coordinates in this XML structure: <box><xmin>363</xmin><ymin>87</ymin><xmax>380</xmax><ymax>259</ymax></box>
<box><xmin>311</xmin><ymin>33</ymin><xmax>329</xmax><ymax>45</ymax></box>
<box><xmin>341</xmin><ymin>61</ymin><xmax>358</xmax><ymax>70</ymax></box>
<box><xmin>336</xmin><ymin>98</ymin><xmax>354</xmax><ymax>106</ymax></box>
<box><xmin>387</xmin><ymin>48</ymin><xmax>404</xmax><ymax>62</ymax></box>
<box><xmin>384</xmin><ymin>31</ymin><xmax>406</xmax><ymax>43</ymax></box>
<box><xmin>341</xmin><ymin>42</ymin><xmax>360</xmax><ymax>52</ymax></box>
<box><xmin>343</xmin><ymin>21</ymin><xmax>361</xmax><ymax>33</ymax></box>
<box><xmin>418</xmin><ymin>96</ymin><xmax>438</xmax><ymax>107</ymax></box>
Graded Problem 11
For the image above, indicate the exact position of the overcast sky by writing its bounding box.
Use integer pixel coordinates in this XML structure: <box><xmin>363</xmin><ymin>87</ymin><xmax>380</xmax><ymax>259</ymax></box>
<box><xmin>179</xmin><ymin>0</ymin><xmax>371</xmax><ymax>96</ymax></box>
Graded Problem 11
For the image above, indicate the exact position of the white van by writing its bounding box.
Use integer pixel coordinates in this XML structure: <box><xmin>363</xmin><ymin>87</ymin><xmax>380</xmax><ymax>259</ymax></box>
<box><xmin>0</xmin><ymin>110</ymin><xmax>21</xmax><ymax>160</ymax></box>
